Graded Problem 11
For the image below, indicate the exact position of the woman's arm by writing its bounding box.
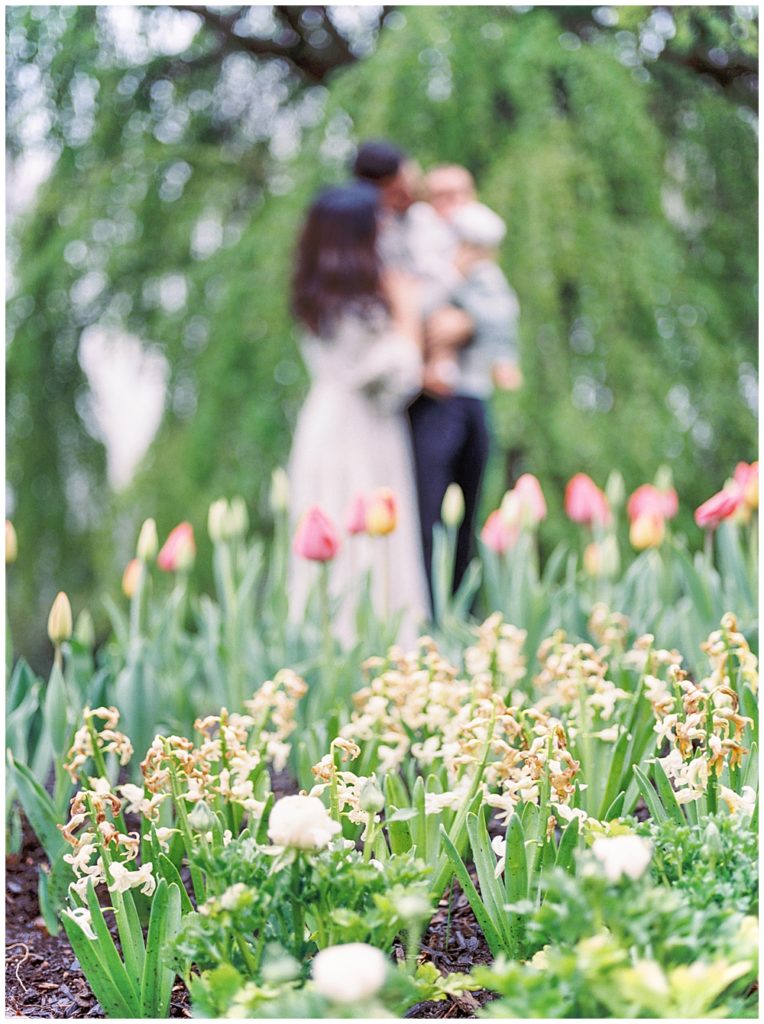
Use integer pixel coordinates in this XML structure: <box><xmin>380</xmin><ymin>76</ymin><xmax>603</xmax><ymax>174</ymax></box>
<box><xmin>382</xmin><ymin>269</ymin><xmax>424</xmax><ymax>350</ymax></box>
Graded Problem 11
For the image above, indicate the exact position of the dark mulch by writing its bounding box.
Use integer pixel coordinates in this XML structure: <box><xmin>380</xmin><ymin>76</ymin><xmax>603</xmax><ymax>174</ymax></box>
<box><xmin>5</xmin><ymin>822</ymin><xmax>190</xmax><ymax>1019</ymax></box>
<box><xmin>6</xmin><ymin>787</ymin><xmax>492</xmax><ymax>1019</ymax></box>
<box><xmin>403</xmin><ymin>875</ymin><xmax>496</xmax><ymax>1019</ymax></box>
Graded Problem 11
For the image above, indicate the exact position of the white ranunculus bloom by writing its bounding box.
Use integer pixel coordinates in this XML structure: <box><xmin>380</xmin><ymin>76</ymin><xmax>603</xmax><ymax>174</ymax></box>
<box><xmin>267</xmin><ymin>795</ymin><xmax>340</xmax><ymax>850</ymax></box>
<box><xmin>312</xmin><ymin>943</ymin><xmax>388</xmax><ymax>1004</ymax></box>
<box><xmin>592</xmin><ymin>835</ymin><xmax>652</xmax><ymax>882</ymax></box>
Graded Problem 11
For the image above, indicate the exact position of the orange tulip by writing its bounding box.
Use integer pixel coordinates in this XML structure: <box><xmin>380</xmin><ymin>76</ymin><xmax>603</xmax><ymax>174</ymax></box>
<box><xmin>122</xmin><ymin>558</ymin><xmax>142</xmax><ymax>598</ymax></box>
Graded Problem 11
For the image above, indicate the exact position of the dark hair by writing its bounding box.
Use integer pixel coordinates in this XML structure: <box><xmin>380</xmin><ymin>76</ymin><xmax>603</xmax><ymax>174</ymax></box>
<box><xmin>352</xmin><ymin>140</ymin><xmax>406</xmax><ymax>183</ymax></box>
<box><xmin>291</xmin><ymin>183</ymin><xmax>386</xmax><ymax>336</ymax></box>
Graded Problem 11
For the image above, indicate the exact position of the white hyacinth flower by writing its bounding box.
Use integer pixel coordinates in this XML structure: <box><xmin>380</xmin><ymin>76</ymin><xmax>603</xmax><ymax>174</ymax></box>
<box><xmin>65</xmin><ymin>906</ymin><xmax>97</xmax><ymax>941</ymax></box>
<box><xmin>312</xmin><ymin>943</ymin><xmax>388</xmax><ymax>1004</ymax></box>
<box><xmin>592</xmin><ymin>835</ymin><xmax>652</xmax><ymax>883</ymax></box>
<box><xmin>267</xmin><ymin>795</ymin><xmax>340</xmax><ymax>851</ymax></box>
<box><xmin>108</xmin><ymin>860</ymin><xmax>157</xmax><ymax>896</ymax></box>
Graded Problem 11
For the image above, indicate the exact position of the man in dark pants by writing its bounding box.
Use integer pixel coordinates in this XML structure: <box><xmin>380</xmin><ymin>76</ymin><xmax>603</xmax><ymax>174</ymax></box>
<box><xmin>352</xmin><ymin>144</ymin><xmax>520</xmax><ymax>600</ymax></box>
<box><xmin>408</xmin><ymin>392</ymin><xmax>490</xmax><ymax>598</ymax></box>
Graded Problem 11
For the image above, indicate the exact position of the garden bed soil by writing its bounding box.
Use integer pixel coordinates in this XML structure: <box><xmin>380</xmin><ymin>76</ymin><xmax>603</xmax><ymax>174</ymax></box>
<box><xmin>6</xmin><ymin>815</ymin><xmax>492</xmax><ymax>1019</ymax></box>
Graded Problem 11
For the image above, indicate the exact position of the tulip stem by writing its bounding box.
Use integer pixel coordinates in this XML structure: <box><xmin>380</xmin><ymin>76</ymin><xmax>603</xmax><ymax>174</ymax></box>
<box><xmin>318</xmin><ymin>563</ymin><xmax>335</xmax><ymax>707</ymax></box>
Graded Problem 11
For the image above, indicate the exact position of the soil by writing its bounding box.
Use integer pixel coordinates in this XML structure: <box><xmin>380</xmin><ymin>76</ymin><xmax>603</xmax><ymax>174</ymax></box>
<box><xmin>5</xmin><ymin>800</ymin><xmax>493</xmax><ymax>1019</ymax></box>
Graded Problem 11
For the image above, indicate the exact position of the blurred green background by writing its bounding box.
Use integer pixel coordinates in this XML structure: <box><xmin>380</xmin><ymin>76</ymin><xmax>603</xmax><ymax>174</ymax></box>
<box><xmin>6</xmin><ymin>5</ymin><xmax>758</xmax><ymax>666</ymax></box>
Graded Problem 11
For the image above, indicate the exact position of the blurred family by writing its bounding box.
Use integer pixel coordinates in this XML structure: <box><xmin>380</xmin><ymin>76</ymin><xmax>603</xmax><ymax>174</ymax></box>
<box><xmin>288</xmin><ymin>140</ymin><xmax>521</xmax><ymax>645</ymax></box>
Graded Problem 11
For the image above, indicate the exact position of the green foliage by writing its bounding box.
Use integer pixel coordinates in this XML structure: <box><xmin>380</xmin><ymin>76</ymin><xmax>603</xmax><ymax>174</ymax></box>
<box><xmin>476</xmin><ymin>847</ymin><xmax>758</xmax><ymax>1018</ymax></box>
<box><xmin>5</xmin><ymin>5</ymin><xmax>757</xmax><ymax>659</ymax></box>
<box><xmin>640</xmin><ymin>812</ymin><xmax>758</xmax><ymax>916</ymax></box>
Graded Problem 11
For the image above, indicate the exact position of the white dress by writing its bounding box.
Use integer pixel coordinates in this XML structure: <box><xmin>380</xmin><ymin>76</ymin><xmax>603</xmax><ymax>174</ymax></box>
<box><xmin>288</xmin><ymin>309</ymin><xmax>430</xmax><ymax>648</ymax></box>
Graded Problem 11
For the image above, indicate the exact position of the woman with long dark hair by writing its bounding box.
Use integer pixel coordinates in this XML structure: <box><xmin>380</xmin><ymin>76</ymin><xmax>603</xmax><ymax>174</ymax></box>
<box><xmin>288</xmin><ymin>182</ymin><xmax>429</xmax><ymax>644</ymax></box>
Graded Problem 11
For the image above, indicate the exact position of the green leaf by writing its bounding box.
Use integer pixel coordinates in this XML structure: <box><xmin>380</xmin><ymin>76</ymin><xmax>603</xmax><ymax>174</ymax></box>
<box><xmin>651</xmin><ymin>758</ymin><xmax>685</xmax><ymax>825</ymax></box>
<box><xmin>157</xmin><ymin>854</ymin><xmax>194</xmax><ymax>915</ymax></box>
<box><xmin>141</xmin><ymin>879</ymin><xmax>182</xmax><ymax>1017</ymax></box>
<box><xmin>633</xmin><ymin>764</ymin><xmax>667</xmax><ymax>823</ymax></box>
<box><xmin>439</xmin><ymin>825</ymin><xmax>505</xmax><ymax>957</ymax></box>
<box><xmin>62</xmin><ymin>911</ymin><xmax>140</xmax><ymax>1019</ymax></box>
<box><xmin>6</xmin><ymin>752</ymin><xmax>65</xmax><ymax>860</ymax></box>
<box><xmin>597</xmin><ymin>729</ymin><xmax>630</xmax><ymax>819</ymax></box>
<box><xmin>83</xmin><ymin>879</ymin><xmax>141</xmax><ymax>1012</ymax></box>
<box><xmin>554</xmin><ymin>819</ymin><xmax>580</xmax><ymax>874</ymax></box>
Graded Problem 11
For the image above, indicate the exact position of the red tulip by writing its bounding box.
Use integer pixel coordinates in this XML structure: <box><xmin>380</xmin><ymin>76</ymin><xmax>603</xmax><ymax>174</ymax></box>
<box><xmin>481</xmin><ymin>510</ymin><xmax>518</xmax><ymax>554</ymax></box>
<box><xmin>514</xmin><ymin>474</ymin><xmax>547</xmax><ymax>525</ymax></box>
<box><xmin>293</xmin><ymin>506</ymin><xmax>340</xmax><ymax>561</ymax></box>
<box><xmin>564</xmin><ymin>474</ymin><xmax>611</xmax><ymax>527</ymax></box>
<box><xmin>694</xmin><ymin>488</ymin><xmax>742</xmax><ymax>530</ymax></box>
<box><xmin>157</xmin><ymin>522</ymin><xmax>196</xmax><ymax>572</ymax></box>
<box><xmin>346</xmin><ymin>495</ymin><xmax>367</xmax><ymax>536</ymax></box>
<box><xmin>627</xmin><ymin>484</ymin><xmax>678</xmax><ymax>523</ymax></box>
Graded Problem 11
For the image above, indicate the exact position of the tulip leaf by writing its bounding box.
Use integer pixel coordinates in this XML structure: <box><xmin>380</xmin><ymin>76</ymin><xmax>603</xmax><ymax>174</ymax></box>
<box><xmin>439</xmin><ymin>824</ymin><xmax>504</xmax><ymax>958</ymax></box>
<box><xmin>633</xmin><ymin>765</ymin><xmax>667</xmax><ymax>823</ymax></box>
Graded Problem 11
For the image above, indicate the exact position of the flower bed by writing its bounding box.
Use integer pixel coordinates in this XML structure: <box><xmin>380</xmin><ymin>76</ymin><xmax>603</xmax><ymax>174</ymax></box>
<box><xmin>5</xmin><ymin>465</ymin><xmax>758</xmax><ymax>1018</ymax></box>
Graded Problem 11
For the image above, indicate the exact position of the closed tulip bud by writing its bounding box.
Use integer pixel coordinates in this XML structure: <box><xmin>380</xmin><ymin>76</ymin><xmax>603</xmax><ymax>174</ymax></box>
<box><xmin>346</xmin><ymin>495</ymin><xmax>367</xmax><ymax>536</ymax></box>
<box><xmin>47</xmin><ymin>591</ymin><xmax>73</xmax><ymax>645</ymax></box>
<box><xmin>293</xmin><ymin>506</ymin><xmax>340</xmax><ymax>562</ymax></box>
<box><xmin>188</xmin><ymin>800</ymin><xmax>218</xmax><ymax>833</ymax></box>
<box><xmin>583</xmin><ymin>536</ymin><xmax>619</xmax><ymax>578</ymax></box>
<box><xmin>157</xmin><ymin>522</ymin><xmax>196</xmax><ymax>572</ymax></box>
<box><xmin>359</xmin><ymin>777</ymin><xmax>385</xmax><ymax>814</ymax></box>
<box><xmin>5</xmin><ymin>520</ymin><xmax>17</xmax><ymax>564</ymax></box>
<box><xmin>365</xmin><ymin>488</ymin><xmax>397</xmax><ymax>537</ymax></box>
<box><xmin>136</xmin><ymin>518</ymin><xmax>158</xmax><ymax>562</ymax></box>
<box><xmin>270</xmin><ymin>467</ymin><xmax>290</xmax><ymax>515</ymax></box>
<box><xmin>207</xmin><ymin>498</ymin><xmax>229</xmax><ymax>543</ymax></box>
<box><xmin>441</xmin><ymin>483</ymin><xmax>464</xmax><ymax>528</ymax></box>
<box><xmin>500</xmin><ymin>490</ymin><xmax>521</xmax><ymax>528</ymax></box>
<box><xmin>629</xmin><ymin>513</ymin><xmax>666</xmax><ymax>550</ymax></box>
<box><xmin>122</xmin><ymin>559</ymin><xmax>142</xmax><ymax>598</ymax></box>
<box><xmin>74</xmin><ymin>609</ymin><xmax>96</xmax><ymax>649</ymax></box>
<box><xmin>514</xmin><ymin>474</ymin><xmax>547</xmax><ymax>527</ymax></box>
<box><xmin>605</xmin><ymin>469</ymin><xmax>626</xmax><ymax>511</ymax></box>
<box><xmin>565</xmin><ymin>473</ymin><xmax>612</xmax><ymax>527</ymax></box>
<box><xmin>481</xmin><ymin>510</ymin><xmax>518</xmax><ymax>554</ymax></box>
<box><xmin>228</xmin><ymin>496</ymin><xmax>248</xmax><ymax>538</ymax></box>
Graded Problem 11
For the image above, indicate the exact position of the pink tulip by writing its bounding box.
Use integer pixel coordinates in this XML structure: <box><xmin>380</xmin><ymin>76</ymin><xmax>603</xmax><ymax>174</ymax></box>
<box><xmin>564</xmin><ymin>474</ymin><xmax>611</xmax><ymax>527</ymax></box>
<box><xmin>346</xmin><ymin>495</ymin><xmax>367</xmax><ymax>536</ymax></box>
<box><xmin>481</xmin><ymin>510</ymin><xmax>518</xmax><ymax>554</ymax></box>
<box><xmin>514</xmin><ymin>474</ymin><xmax>547</xmax><ymax>525</ymax></box>
<box><xmin>157</xmin><ymin>522</ymin><xmax>196</xmax><ymax>572</ymax></box>
<box><xmin>694</xmin><ymin>488</ymin><xmax>742</xmax><ymax>530</ymax></box>
<box><xmin>627</xmin><ymin>484</ymin><xmax>678</xmax><ymax>523</ymax></box>
<box><xmin>293</xmin><ymin>506</ymin><xmax>340</xmax><ymax>561</ymax></box>
<box><xmin>734</xmin><ymin>461</ymin><xmax>758</xmax><ymax>510</ymax></box>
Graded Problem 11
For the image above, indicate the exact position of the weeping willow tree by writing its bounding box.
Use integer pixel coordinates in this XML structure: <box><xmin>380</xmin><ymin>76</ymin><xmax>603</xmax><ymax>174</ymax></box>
<box><xmin>6</xmin><ymin>5</ymin><xmax>758</xmax><ymax>661</ymax></box>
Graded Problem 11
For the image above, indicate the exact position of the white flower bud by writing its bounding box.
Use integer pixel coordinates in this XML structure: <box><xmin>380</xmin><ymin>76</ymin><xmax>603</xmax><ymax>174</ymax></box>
<box><xmin>312</xmin><ymin>943</ymin><xmax>388</xmax><ymax>1004</ymax></box>
<box><xmin>48</xmin><ymin>592</ymin><xmax>73</xmax><ymax>645</ymax></box>
<box><xmin>267</xmin><ymin>795</ymin><xmax>340</xmax><ymax>850</ymax></box>
<box><xmin>208</xmin><ymin>499</ymin><xmax>229</xmax><ymax>543</ymax></box>
<box><xmin>136</xmin><ymin>518</ymin><xmax>158</xmax><ymax>562</ymax></box>
<box><xmin>359</xmin><ymin>778</ymin><xmax>385</xmax><ymax>814</ymax></box>
<box><xmin>228</xmin><ymin>496</ymin><xmax>249</xmax><ymax>538</ymax></box>
<box><xmin>188</xmin><ymin>800</ymin><xmax>217</xmax><ymax>833</ymax></box>
<box><xmin>270</xmin><ymin>467</ymin><xmax>290</xmax><ymax>515</ymax></box>
<box><xmin>74</xmin><ymin>610</ymin><xmax>96</xmax><ymax>649</ymax></box>
<box><xmin>592</xmin><ymin>835</ymin><xmax>652</xmax><ymax>883</ymax></box>
<box><xmin>441</xmin><ymin>483</ymin><xmax>465</xmax><ymax>528</ymax></box>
